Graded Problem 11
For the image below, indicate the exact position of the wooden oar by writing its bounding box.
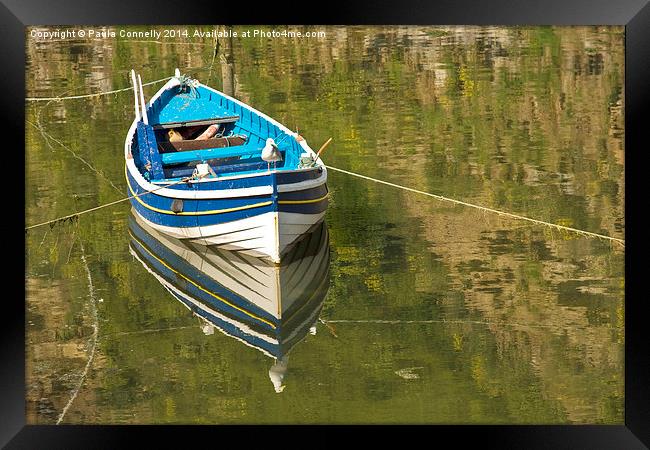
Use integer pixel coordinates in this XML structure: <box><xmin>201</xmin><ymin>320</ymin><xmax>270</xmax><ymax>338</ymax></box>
<box><xmin>316</xmin><ymin>137</ymin><xmax>333</xmax><ymax>159</ymax></box>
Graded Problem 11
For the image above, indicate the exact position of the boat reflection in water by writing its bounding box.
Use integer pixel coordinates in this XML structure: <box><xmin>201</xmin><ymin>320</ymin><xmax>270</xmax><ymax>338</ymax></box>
<box><xmin>127</xmin><ymin>209</ymin><xmax>331</xmax><ymax>393</ymax></box>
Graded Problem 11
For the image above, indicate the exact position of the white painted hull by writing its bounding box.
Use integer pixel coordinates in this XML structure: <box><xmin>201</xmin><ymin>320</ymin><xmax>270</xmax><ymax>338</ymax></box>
<box><xmin>132</xmin><ymin>208</ymin><xmax>326</xmax><ymax>263</ymax></box>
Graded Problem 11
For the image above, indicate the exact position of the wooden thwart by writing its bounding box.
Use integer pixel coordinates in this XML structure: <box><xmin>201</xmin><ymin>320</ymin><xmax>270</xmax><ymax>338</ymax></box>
<box><xmin>152</xmin><ymin>116</ymin><xmax>239</xmax><ymax>130</ymax></box>
<box><xmin>158</xmin><ymin>135</ymin><xmax>246</xmax><ymax>153</ymax></box>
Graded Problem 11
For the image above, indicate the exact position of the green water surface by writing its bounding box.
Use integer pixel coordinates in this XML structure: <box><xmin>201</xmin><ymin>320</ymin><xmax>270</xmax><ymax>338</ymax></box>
<box><xmin>25</xmin><ymin>25</ymin><xmax>624</xmax><ymax>424</ymax></box>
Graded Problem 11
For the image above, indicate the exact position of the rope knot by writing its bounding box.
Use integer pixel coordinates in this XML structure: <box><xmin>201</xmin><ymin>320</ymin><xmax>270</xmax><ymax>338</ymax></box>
<box><xmin>177</xmin><ymin>74</ymin><xmax>200</xmax><ymax>99</ymax></box>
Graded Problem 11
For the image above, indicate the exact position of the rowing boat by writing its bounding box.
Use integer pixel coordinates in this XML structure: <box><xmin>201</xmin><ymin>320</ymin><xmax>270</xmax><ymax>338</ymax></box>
<box><xmin>124</xmin><ymin>69</ymin><xmax>328</xmax><ymax>263</ymax></box>
<box><xmin>128</xmin><ymin>209</ymin><xmax>330</xmax><ymax>392</ymax></box>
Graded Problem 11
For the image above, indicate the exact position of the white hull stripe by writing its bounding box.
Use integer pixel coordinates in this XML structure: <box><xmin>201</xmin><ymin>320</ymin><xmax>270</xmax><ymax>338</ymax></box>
<box><xmin>133</xmin><ymin>209</ymin><xmax>325</xmax><ymax>262</ymax></box>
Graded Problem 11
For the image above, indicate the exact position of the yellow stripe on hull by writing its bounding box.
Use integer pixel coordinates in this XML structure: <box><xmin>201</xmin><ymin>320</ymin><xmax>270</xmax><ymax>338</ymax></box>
<box><xmin>125</xmin><ymin>165</ymin><xmax>273</xmax><ymax>216</ymax></box>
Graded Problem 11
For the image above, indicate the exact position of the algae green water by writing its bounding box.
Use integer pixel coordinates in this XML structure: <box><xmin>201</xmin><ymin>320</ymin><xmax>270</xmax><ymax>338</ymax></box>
<box><xmin>25</xmin><ymin>25</ymin><xmax>624</xmax><ymax>424</ymax></box>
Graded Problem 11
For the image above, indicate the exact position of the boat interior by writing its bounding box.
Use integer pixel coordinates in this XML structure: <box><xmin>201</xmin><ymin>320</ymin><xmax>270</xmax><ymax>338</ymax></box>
<box><xmin>132</xmin><ymin>81</ymin><xmax>309</xmax><ymax>182</ymax></box>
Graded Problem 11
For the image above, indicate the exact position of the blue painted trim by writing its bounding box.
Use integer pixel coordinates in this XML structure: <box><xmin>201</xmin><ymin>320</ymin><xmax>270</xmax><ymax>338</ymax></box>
<box><xmin>136</xmin><ymin>121</ymin><xmax>164</xmax><ymax>180</ymax></box>
<box><xmin>127</xmin><ymin>169</ymin><xmax>276</xmax><ymax>228</ymax></box>
<box><xmin>276</xmin><ymin>168</ymin><xmax>323</xmax><ymax>184</ymax></box>
<box><xmin>278</xmin><ymin>200</ymin><xmax>328</xmax><ymax>215</ymax></box>
<box><xmin>136</xmin><ymin>122</ymin><xmax>152</xmax><ymax>179</ymax></box>
<box><xmin>128</xmin><ymin>166</ymin><xmax>327</xmax><ymax>227</ymax></box>
<box><xmin>271</xmin><ymin>170</ymin><xmax>279</xmax><ymax>212</ymax></box>
<box><xmin>163</xmin><ymin>160</ymin><xmax>268</xmax><ymax>179</ymax></box>
<box><xmin>145</xmin><ymin>123</ymin><xmax>164</xmax><ymax>180</ymax></box>
<box><xmin>278</xmin><ymin>183</ymin><xmax>329</xmax><ymax>201</ymax></box>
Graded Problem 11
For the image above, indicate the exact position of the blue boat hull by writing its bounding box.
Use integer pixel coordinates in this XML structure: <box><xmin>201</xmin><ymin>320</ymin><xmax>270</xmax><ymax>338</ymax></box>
<box><xmin>124</xmin><ymin>72</ymin><xmax>329</xmax><ymax>262</ymax></box>
<box><xmin>126</xmin><ymin>164</ymin><xmax>328</xmax><ymax>262</ymax></box>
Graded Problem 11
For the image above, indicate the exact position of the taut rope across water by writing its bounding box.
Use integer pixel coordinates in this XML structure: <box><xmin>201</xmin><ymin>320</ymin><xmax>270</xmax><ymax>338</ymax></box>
<box><xmin>25</xmin><ymin>176</ymin><xmax>192</xmax><ymax>232</ymax></box>
<box><xmin>326</xmin><ymin>165</ymin><xmax>624</xmax><ymax>247</ymax></box>
<box><xmin>25</xmin><ymin>76</ymin><xmax>173</xmax><ymax>102</ymax></box>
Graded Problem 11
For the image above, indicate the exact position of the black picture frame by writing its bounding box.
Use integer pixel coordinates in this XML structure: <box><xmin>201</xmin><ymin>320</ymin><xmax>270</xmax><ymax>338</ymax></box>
<box><xmin>8</xmin><ymin>0</ymin><xmax>648</xmax><ymax>447</ymax></box>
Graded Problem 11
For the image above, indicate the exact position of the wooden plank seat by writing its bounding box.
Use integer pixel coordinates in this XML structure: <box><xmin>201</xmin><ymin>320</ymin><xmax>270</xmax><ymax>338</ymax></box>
<box><xmin>158</xmin><ymin>135</ymin><xmax>247</xmax><ymax>153</ymax></box>
<box><xmin>152</xmin><ymin>115</ymin><xmax>240</xmax><ymax>130</ymax></box>
<box><xmin>161</xmin><ymin>144</ymin><xmax>267</xmax><ymax>166</ymax></box>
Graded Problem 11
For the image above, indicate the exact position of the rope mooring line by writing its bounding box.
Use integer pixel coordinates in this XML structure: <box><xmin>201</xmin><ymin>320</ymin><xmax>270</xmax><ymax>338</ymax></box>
<box><xmin>25</xmin><ymin>175</ymin><xmax>191</xmax><ymax>232</ymax></box>
<box><xmin>28</xmin><ymin>120</ymin><xmax>123</xmax><ymax>195</ymax></box>
<box><xmin>25</xmin><ymin>76</ymin><xmax>173</xmax><ymax>102</ymax></box>
<box><xmin>325</xmin><ymin>165</ymin><xmax>624</xmax><ymax>247</ymax></box>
